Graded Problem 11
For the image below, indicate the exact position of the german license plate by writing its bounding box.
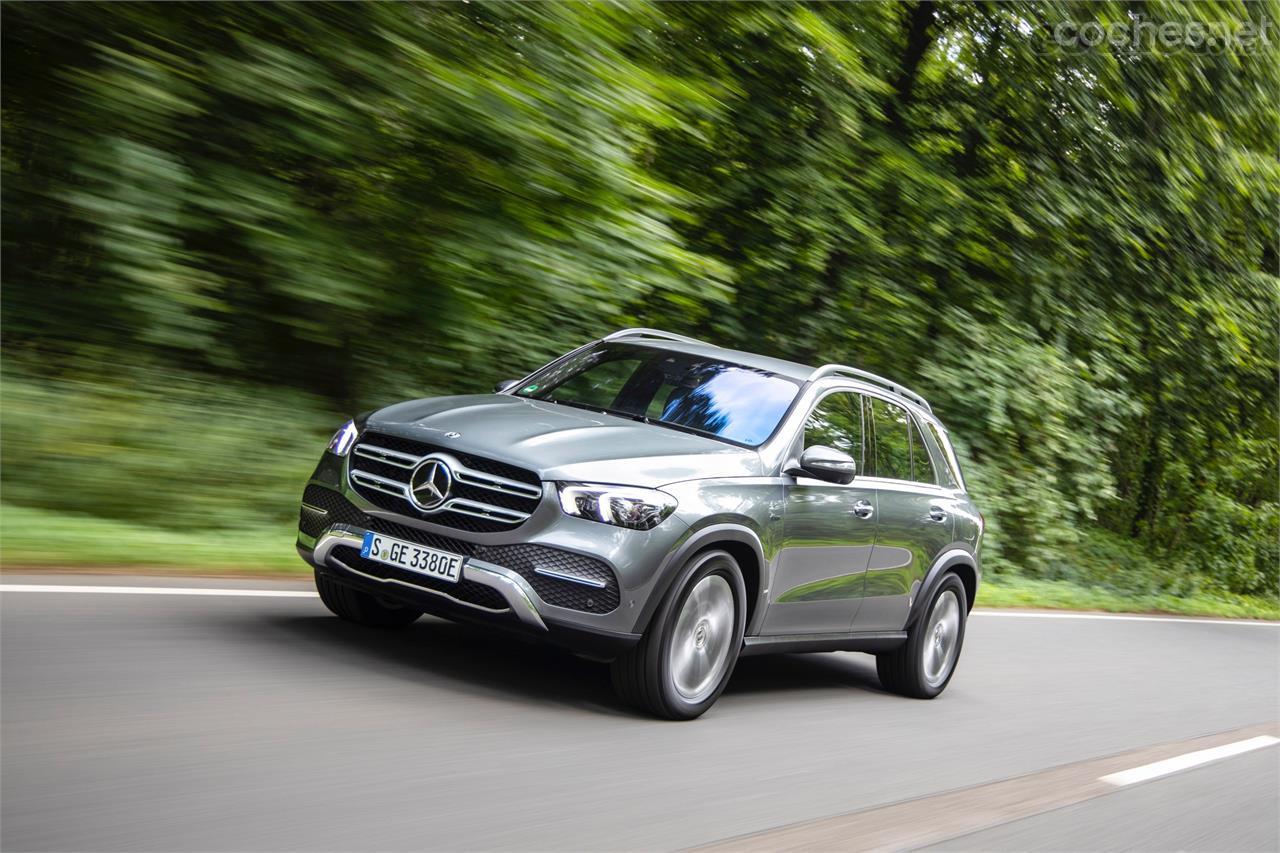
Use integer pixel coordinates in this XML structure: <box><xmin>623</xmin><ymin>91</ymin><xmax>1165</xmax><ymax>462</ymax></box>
<box><xmin>360</xmin><ymin>531</ymin><xmax>464</xmax><ymax>584</ymax></box>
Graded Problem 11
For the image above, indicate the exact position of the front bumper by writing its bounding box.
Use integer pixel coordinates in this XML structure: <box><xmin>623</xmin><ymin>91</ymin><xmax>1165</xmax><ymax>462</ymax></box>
<box><xmin>295</xmin><ymin>453</ymin><xmax>690</xmax><ymax>658</ymax></box>
<box><xmin>309</xmin><ymin>523</ymin><xmax>548</xmax><ymax>630</ymax></box>
<box><xmin>299</xmin><ymin>531</ymin><xmax>642</xmax><ymax>659</ymax></box>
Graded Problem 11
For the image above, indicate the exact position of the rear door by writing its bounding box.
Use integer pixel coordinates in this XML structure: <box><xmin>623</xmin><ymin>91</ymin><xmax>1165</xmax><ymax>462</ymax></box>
<box><xmin>762</xmin><ymin>389</ymin><xmax>876</xmax><ymax>635</ymax></box>
<box><xmin>855</xmin><ymin>397</ymin><xmax>956</xmax><ymax>632</ymax></box>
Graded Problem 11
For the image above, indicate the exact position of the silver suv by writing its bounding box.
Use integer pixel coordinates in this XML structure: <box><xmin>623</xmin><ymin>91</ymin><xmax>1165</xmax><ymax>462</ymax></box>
<box><xmin>297</xmin><ymin>329</ymin><xmax>983</xmax><ymax>719</ymax></box>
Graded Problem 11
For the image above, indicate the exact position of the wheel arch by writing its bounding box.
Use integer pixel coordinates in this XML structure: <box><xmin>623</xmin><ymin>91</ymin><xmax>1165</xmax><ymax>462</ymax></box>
<box><xmin>906</xmin><ymin>548</ymin><xmax>980</xmax><ymax>630</ymax></box>
<box><xmin>632</xmin><ymin>523</ymin><xmax>766</xmax><ymax>636</ymax></box>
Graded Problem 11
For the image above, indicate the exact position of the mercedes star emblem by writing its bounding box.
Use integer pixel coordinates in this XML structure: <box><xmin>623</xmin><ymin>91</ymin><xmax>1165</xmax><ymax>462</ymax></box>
<box><xmin>408</xmin><ymin>458</ymin><xmax>452</xmax><ymax>512</ymax></box>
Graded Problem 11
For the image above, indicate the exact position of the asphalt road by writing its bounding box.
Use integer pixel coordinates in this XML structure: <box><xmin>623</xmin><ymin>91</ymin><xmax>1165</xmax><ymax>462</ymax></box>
<box><xmin>2</xmin><ymin>574</ymin><xmax>1277</xmax><ymax>852</ymax></box>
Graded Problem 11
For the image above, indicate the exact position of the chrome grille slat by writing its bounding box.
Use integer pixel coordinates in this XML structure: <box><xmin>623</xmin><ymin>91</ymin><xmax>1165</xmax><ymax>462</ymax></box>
<box><xmin>453</xmin><ymin>468</ymin><xmax>542</xmax><ymax>500</ymax></box>
<box><xmin>441</xmin><ymin>497</ymin><xmax>530</xmax><ymax>523</ymax></box>
<box><xmin>350</xmin><ymin>469</ymin><xmax>410</xmax><ymax>498</ymax></box>
<box><xmin>353</xmin><ymin>443</ymin><xmax>422</xmax><ymax>468</ymax></box>
<box><xmin>348</xmin><ymin>436</ymin><xmax>542</xmax><ymax>531</ymax></box>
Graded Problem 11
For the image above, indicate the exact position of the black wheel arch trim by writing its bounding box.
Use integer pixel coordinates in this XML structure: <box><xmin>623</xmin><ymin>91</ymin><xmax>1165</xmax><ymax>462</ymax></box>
<box><xmin>631</xmin><ymin>523</ymin><xmax>766</xmax><ymax>636</ymax></box>
<box><xmin>906</xmin><ymin>547</ymin><xmax>980</xmax><ymax>629</ymax></box>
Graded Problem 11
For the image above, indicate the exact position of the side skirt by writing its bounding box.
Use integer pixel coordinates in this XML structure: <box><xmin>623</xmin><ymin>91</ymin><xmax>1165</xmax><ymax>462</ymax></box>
<box><xmin>740</xmin><ymin>631</ymin><xmax>907</xmax><ymax>657</ymax></box>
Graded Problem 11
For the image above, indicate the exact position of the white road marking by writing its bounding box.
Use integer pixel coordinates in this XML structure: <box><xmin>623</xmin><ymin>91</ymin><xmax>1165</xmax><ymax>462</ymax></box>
<box><xmin>1099</xmin><ymin>735</ymin><xmax>1280</xmax><ymax>786</ymax></box>
<box><xmin>0</xmin><ymin>585</ymin><xmax>1275</xmax><ymax>629</ymax></box>
<box><xmin>972</xmin><ymin>609</ymin><xmax>1279</xmax><ymax>627</ymax></box>
<box><xmin>0</xmin><ymin>584</ymin><xmax>316</xmax><ymax>598</ymax></box>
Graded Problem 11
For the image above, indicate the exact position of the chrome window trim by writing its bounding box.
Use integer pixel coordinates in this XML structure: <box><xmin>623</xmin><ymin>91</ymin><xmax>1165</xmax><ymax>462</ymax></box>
<box><xmin>856</xmin><ymin>476</ymin><xmax>955</xmax><ymax>496</ymax></box>
<box><xmin>851</xmin><ymin>388</ymin><xmax>953</xmax><ymax>490</ymax></box>
<box><xmin>773</xmin><ymin>381</ymin><xmax>963</xmax><ymax>494</ymax></box>
<box><xmin>798</xmin><ymin>386</ymin><xmax>868</xmax><ymax>472</ymax></box>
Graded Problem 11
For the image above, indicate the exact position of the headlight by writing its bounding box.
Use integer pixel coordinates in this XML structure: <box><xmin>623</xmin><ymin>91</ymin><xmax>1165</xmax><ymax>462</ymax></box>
<box><xmin>326</xmin><ymin>419</ymin><xmax>359</xmax><ymax>456</ymax></box>
<box><xmin>557</xmin><ymin>483</ymin><xmax>677</xmax><ymax>530</ymax></box>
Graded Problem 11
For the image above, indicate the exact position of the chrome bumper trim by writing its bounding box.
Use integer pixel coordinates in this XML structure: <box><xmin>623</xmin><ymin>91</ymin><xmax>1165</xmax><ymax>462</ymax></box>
<box><xmin>312</xmin><ymin>524</ymin><xmax>547</xmax><ymax>632</ymax></box>
<box><xmin>464</xmin><ymin>562</ymin><xmax>547</xmax><ymax>631</ymax></box>
<box><xmin>534</xmin><ymin>566</ymin><xmax>608</xmax><ymax>589</ymax></box>
<box><xmin>312</xmin><ymin>524</ymin><xmax>367</xmax><ymax>564</ymax></box>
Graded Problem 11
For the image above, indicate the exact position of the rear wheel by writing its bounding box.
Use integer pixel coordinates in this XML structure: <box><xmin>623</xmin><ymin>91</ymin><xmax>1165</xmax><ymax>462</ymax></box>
<box><xmin>876</xmin><ymin>573</ymin><xmax>967</xmax><ymax>698</ymax></box>
<box><xmin>611</xmin><ymin>550</ymin><xmax>745</xmax><ymax>720</ymax></box>
<box><xmin>314</xmin><ymin>570</ymin><xmax>423</xmax><ymax>628</ymax></box>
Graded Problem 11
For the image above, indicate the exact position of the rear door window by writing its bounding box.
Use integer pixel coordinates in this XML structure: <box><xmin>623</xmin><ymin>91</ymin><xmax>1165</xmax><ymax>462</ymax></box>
<box><xmin>869</xmin><ymin>398</ymin><xmax>912</xmax><ymax>481</ymax></box>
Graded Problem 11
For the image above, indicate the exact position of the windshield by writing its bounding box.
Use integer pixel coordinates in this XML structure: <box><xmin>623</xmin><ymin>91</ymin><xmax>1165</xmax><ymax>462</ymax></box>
<box><xmin>514</xmin><ymin>343</ymin><xmax>801</xmax><ymax>447</ymax></box>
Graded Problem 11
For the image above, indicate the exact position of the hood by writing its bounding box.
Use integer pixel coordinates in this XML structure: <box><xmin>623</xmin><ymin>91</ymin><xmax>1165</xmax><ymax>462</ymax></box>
<box><xmin>365</xmin><ymin>394</ymin><xmax>762</xmax><ymax>487</ymax></box>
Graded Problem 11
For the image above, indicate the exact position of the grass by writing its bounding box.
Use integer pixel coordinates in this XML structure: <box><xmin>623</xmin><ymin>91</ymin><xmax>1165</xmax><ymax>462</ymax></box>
<box><xmin>978</xmin><ymin>574</ymin><xmax>1280</xmax><ymax>620</ymax></box>
<box><xmin>3</xmin><ymin>503</ymin><xmax>1276</xmax><ymax>619</ymax></box>
<box><xmin>0</xmin><ymin>504</ymin><xmax>308</xmax><ymax>576</ymax></box>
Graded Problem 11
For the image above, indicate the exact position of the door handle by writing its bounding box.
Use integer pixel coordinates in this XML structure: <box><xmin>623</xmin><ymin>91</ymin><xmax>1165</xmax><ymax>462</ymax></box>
<box><xmin>928</xmin><ymin>506</ymin><xmax>947</xmax><ymax>523</ymax></box>
<box><xmin>852</xmin><ymin>500</ymin><xmax>874</xmax><ymax>519</ymax></box>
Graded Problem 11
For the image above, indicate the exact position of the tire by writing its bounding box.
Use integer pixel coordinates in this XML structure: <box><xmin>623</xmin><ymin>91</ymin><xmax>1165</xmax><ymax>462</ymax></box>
<box><xmin>314</xmin><ymin>570</ymin><xmax>423</xmax><ymax>628</ymax></box>
<box><xmin>611</xmin><ymin>550</ymin><xmax>746</xmax><ymax>720</ymax></box>
<box><xmin>876</xmin><ymin>573</ymin><xmax>967</xmax><ymax>699</ymax></box>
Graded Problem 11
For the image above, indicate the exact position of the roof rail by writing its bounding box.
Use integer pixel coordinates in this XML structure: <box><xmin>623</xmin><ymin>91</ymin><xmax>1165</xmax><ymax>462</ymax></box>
<box><xmin>810</xmin><ymin>364</ymin><xmax>932</xmax><ymax>413</ymax></box>
<box><xmin>603</xmin><ymin>328</ymin><xmax>711</xmax><ymax>346</ymax></box>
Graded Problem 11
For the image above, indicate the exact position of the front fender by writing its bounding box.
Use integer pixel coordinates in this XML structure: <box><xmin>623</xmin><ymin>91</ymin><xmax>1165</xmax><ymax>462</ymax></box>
<box><xmin>630</xmin><ymin>521</ymin><xmax>769</xmax><ymax>636</ymax></box>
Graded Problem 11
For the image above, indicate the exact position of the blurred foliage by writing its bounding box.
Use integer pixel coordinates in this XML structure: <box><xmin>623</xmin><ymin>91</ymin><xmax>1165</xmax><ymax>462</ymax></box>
<box><xmin>1</xmin><ymin>366</ymin><xmax>331</xmax><ymax>529</ymax></box>
<box><xmin>2</xmin><ymin>2</ymin><xmax>1277</xmax><ymax>600</ymax></box>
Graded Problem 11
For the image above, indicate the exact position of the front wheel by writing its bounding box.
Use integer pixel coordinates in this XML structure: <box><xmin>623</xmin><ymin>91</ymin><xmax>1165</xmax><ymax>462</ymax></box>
<box><xmin>876</xmin><ymin>573</ymin><xmax>967</xmax><ymax>699</ymax></box>
<box><xmin>611</xmin><ymin>550</ymin><xmax>746</xmax><ymax>720</ymax></box>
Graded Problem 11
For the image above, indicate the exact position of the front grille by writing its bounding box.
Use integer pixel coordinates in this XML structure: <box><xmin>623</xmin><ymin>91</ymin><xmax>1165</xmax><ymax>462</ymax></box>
<box><xmin>300</xmin><ymin>486</ymin><xmax>619</xmax><ymax>614</ymax></box>
<box><xmin>329</xmin><ymin>545</ymin><xmax>509</xmax><ymax>611</ymax></box>
<box><xmin>348</xmin><ymin>431</ymin><xmax>542</xmax><ymax>533</ymax></box>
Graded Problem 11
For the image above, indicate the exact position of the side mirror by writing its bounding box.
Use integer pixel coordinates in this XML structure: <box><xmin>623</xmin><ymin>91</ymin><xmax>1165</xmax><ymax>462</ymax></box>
<box><xmin>493</xmin><ymin>379</ymin><xmax>521</xmax><ymax>393</ymax></box>
<box><xmin>787</xmin><ymin>445</ymin><xmax>857</xmax><ymax>485</ymax></box>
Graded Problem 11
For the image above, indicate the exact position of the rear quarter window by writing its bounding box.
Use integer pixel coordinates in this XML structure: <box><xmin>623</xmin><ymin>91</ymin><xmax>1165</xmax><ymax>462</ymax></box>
<box><xmin>924</xmin><ymin>420</ymin><xmax>964</xmax><ymax>490</ymax></box>
<box><xmin>909</xmin><ymin>418</ymin><xmax>938</xmax><ymax>485</ymax></box>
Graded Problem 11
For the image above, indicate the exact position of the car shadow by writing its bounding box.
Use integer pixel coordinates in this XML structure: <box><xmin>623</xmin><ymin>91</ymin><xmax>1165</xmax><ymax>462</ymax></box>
<box><xmin>258</xmin><ymin>612</ymin><xmax>889</xmax><ymax>717</ymax></box>
<box><xmin>260</xmin><ymin>613</ymin><xmax>627</xmax><ymax>713</ymax></box>
<box><xmin>727</xmin><ymin>652</ymin><xmax>886</xmax><ymax>697</ymax></box>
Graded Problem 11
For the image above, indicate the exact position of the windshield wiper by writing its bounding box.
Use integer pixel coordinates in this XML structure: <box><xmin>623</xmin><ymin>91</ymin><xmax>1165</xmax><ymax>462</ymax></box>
<box><xmin>546</xmin><ymin>397</ymin><xmax>742</xmax><ymax>446</ymax></box>
<box><xmin>546</xmin><ymin>398</ymin><xmax>652</xmax><ymax>425</ymax></box>
<box><xmin>598</xmin><ymin>407</ymin><xmax>652</xmax><ymax>425</ymax></box>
